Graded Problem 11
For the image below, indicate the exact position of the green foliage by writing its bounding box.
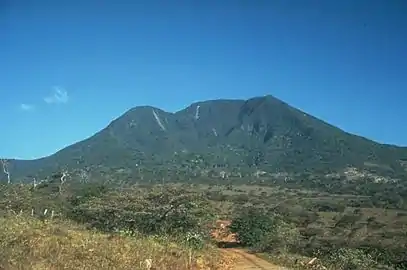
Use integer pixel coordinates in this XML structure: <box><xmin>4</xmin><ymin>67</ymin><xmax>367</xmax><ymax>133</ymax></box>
<box><xmin>68</xmin><ymin>186</ymin><xmax>216</xmax><ymax>237</ymax></box>
<box><xmin>0</xmin><ymin>184</ymin><xmax>34</xmax><ymax>214</ymax></box>
<box><xmin>184</xmin><ymin>231</ymin><xmax>206</xmax><ymax>250</ymax></box>
<box><xmin>8</xmin><ymin>95</ymin><xmax>407</xmax><ymax>187</ymax></box>
<box><xmin>67</xmin><ymin>182</ymin><xmax>110</xmax><ymax>206</ymax></box>
<box><xmin>229</xmin><ymin>207</ymin><xmax>275</xmax><ymax>248</ymax></box>
<box><xmin>320</xmin><ymin>248</ymin><xmax>378</xmax><ymax>269</ymax></box>
<box><xmin>229</xmin><ymin>207</ymin><xmax>300</xmax><ymax>252</ymax></box>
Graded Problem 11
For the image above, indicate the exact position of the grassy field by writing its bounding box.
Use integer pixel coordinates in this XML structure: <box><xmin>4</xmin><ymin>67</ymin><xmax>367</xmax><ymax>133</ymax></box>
<box><xmin>0</xmin><ymin>215</ymin><xmax>232</xmax><ymax>270</ymax></box>
<box><xmin>0</xmin><ymin>183</ymin><xmax>236</xmax><ymax>270</ymax></box>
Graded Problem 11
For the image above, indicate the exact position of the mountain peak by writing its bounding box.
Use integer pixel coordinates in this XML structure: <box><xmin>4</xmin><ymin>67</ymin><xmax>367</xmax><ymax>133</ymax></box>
<box><xmin>5</xmin><ymin>95</ymin><xmax>407</xmax><ymax>180</ymax></box>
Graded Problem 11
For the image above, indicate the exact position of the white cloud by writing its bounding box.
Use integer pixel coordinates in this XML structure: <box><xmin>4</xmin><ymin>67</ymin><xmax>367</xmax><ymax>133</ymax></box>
<box><xmin>44</xmin><ymin>86</ymin><xmax>69</xmax><ymax>104</ymax></box>
<box><xmin>19</xmin><ymin>103</ymin><xmax>35</xmax><ymax>111</ymax></box>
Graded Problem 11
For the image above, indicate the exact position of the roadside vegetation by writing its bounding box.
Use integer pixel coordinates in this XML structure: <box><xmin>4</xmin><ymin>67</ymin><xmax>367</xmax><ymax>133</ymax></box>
<box><xmin>0</xmin><ymin>181</ymin><xmax>232</xmax><ymax>270</ymax></box>
<box><xmin>207</xmin><ymin>183</ymin><xmax>407</xmax><ymax>270</ymax></box>
<box><xmin>0</xmin><ymin>215</ymin><xmax>227</xmax><ymax>270</ymax></box>
<box><xmin>1</xmin><ymin>169</ymin><xmax>407</xmax><ymax>269</ymax></box>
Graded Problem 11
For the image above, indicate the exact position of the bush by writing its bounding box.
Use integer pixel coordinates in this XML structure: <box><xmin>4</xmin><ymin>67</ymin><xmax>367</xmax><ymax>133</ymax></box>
<box><xmin>229</xmin><ymin>207</ymin><xmax>274</xmax><ymax>249</ymax></box>
<box><xmin>68</xmin><ymin>187</ymin><xmax>216</xmax><ymax>238</ymax></box>
<box><xmin>229</xmin><ymin>207</ymin><xmax>300</xmax><ymax>252</ymax></box>
<box><xmin>321</xmin><ymin>248</ymin><xmax>378</xmax><ymax>270</ymax></box>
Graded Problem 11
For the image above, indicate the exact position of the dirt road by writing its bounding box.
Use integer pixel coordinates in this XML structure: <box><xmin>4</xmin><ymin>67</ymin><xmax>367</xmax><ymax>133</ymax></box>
<box><xmin>221</xmin><ymin>248</ymin><xmax>289</xmax><ymax>270</ymax></box>
<box><xmin>213</xmin><ymin>220</ymin><xmax>290</xmax><ymax>270</ymax></box>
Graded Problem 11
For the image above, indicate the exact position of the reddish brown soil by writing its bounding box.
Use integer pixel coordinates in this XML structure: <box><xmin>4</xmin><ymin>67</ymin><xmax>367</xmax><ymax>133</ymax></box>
<box><xmin>213</xmin><ymin>220</ymin><xmax>289</xmax><ymax>270</ymax></box>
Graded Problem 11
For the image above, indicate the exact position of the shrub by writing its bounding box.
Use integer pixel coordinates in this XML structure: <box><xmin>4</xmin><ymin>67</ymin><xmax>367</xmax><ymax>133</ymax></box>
<box><xmin>68</xmin><ymin>187</ymin><xmax>216</xmax><ymax>237</ymax></box>
<box><xmin>321</xmin><ymin>248</ymin><xmax>378</xmax><ymax>270</ymax></box>
<box><xmin>229</xmin><ymin>207</ymin><xmax>300</xmax><ymax>252</ymax></box>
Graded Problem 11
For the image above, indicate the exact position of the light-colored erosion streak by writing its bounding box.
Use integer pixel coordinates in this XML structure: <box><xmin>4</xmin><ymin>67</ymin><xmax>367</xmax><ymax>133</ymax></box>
<box><xmin>152</xmin><ymin>109</ymin><xmax>166</xmax><ymax>131</ymax></box>
<box><xmin>195</xmin><ymin>105</ymin><xmax>201</xmax><ymax>120</ymax></box>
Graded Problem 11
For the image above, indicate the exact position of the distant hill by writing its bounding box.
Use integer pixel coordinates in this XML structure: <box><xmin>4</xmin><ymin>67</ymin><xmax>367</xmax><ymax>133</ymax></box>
<box><xmin>3</xmin><ymin>95</ymin><xmax>407</xmax><ymax>181</ymax></box>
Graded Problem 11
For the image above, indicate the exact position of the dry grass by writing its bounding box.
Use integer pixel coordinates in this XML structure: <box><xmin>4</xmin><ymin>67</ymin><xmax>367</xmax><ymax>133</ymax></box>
<box><xmin>0</xmin><ymin>215</ymin><xmax>233</xmax><ymax>270</ymax></box>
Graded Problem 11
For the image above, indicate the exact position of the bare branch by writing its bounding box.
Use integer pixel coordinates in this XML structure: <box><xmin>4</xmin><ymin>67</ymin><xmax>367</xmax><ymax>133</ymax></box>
<box><xmin>61</xmin><ymin>171</ymin><xmax>68</xmax><ymax>184</ymax></box>
<box><xmin>59</xmin><ymin>170</ymin><xmax>70</xmax><ymax>193</ymax></box>
<box><xmin>0</xmin><ymin>159</ymin><xmax>11</xmax><ymax>184</ymax></box>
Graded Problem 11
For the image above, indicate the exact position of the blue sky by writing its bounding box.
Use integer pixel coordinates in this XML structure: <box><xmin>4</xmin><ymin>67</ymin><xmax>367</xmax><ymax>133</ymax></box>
<box><xmin>1</xmin><ymin>0</ymin><xmax>406</xmax><ymax>159</ymax></box>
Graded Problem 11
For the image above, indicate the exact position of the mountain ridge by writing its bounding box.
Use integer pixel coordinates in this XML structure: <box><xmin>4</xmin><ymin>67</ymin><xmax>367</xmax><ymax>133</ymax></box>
<box><xmin>2</xmin><ymin>95</ymin><xmax>407</xmax><ymax>181</ymax></box>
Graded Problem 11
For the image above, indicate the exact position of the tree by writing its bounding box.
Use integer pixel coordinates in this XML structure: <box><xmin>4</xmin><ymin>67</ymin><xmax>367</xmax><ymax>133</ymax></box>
<box><xmin>1</xmin><ymin>159</ymin><xmax>11</xmax><ymax>184</ymax></box>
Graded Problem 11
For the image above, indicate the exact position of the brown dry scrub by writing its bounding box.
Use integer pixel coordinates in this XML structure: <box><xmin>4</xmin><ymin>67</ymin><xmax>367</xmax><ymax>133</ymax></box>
<box><xmin>0</xmin><ymin>216</ymin><xmax>233</xmax><ymax>270</ymax></box>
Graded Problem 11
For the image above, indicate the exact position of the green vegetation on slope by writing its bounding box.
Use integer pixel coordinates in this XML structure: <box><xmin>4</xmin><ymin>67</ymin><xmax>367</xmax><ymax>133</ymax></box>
<box><xmin>4</xmin><ymin>95</ymin><xmax>407</xmax><ymax>182</ymax></box>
